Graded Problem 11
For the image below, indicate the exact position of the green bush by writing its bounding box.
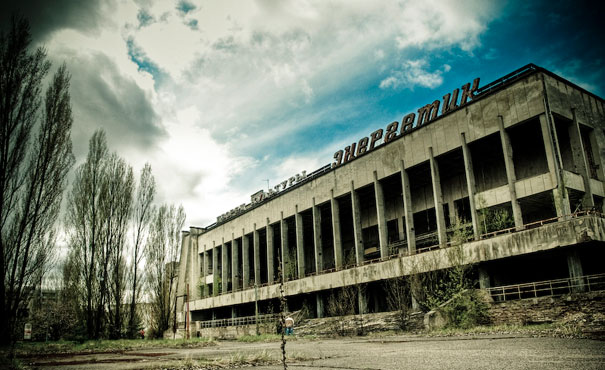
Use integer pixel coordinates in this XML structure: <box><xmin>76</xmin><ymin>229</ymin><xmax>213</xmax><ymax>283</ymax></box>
<box><xmin>442</xmin><ymin>290</ymin><xmax>490</xmax><ymax>329</ymax></box>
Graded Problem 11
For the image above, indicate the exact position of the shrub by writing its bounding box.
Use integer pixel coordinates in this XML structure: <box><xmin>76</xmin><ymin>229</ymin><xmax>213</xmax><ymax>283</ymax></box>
<box><xmin>442</xmin><ymin>290</ymin><xmax>490</xmax><ymax>329</ymax></box>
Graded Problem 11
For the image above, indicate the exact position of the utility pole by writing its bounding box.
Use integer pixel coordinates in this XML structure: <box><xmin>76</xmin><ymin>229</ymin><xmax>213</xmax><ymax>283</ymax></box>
<box><xmin>186</xmin><ymin>283</ymin><xmax>190</xmax><ymax>339</ymax></box>
<box><xmin>255</xmin><ymin>283</ymin><xmax>260</xmax><ymax>336</ymax></box>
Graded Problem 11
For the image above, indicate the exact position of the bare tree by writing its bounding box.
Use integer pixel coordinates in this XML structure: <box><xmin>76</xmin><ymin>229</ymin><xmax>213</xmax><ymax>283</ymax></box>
<box><xmin>101</xmin><ymin>153</ymin><xmax>134</xmax><ymax>339</ymax></box>
<box><xmin>0</xmin><ymin>17</ymin><xmax>74</xmax><ymax>345</ymax></box>
<box><xmin>146</xmin><ymin>204</ymin><xmax>185</xmax><ymax>338</ymax></box>
<box><xmin>384</xmin><ymin>276</ymin><xmax>412</xmax><ymax>330</ymax></box>
<box><xmin>127</xmin><ymin>163</ymin><xmax>155</xmax><ymax>337</ymax></box>
<box><xmin>326</xmin><ymin>285</ymin><xmax>357</xmax><ymax>336</ymax></box>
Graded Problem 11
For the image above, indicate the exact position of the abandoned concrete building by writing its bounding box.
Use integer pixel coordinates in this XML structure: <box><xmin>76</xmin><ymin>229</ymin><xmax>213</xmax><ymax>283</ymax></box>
<box><xmin>176</xmin><ymin>64</ymin><xmax>605</xmax><ymax>333</ymax></box>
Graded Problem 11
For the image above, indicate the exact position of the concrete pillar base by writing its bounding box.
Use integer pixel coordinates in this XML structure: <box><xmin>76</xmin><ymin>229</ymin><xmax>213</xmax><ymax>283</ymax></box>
<box><xmin>316</xmin><ymin>293</ymin><xmax>324</xmax><ymax>318</ymax></box>
<box><xmin>411</xmin><ymin>295</ymin><xmax>420</xmax><ymax>312</ymax></box>
<box><xmin>567</xmin><ymin>250</ymin><xmax>585</xmax><ymax>292</ymax></box>
<box><xmin>554</xmin><ymin>188</ymin><xmax>572</xmax><ymax>219</ymax></box>
<box><xmin>357</xmin><ymin>288</ymin><xmax>368</xmax><ymax>315</ymax></box>
<box><xmin>478</xmin><ymin>266</ymin><xmax>491</xmax><ymax>289</ymax></box>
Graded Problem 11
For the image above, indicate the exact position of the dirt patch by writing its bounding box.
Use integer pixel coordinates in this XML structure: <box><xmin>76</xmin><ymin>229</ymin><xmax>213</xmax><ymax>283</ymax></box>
<box><xmin>23</xmin><ymin>350</ymin><xmax>175</xmax><ymax>367</ymax></box>
<box><xmin>27</xmin><ymin>358</ymin><xmax>145</xmax><ymax>367</ymax></box>
<box><xmin>124</xmin><ymin>351</ymin><xmax>174</xmax><ymax>357</ymax></box>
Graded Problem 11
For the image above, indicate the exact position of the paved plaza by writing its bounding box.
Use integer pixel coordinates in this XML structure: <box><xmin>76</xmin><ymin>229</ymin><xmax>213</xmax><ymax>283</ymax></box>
<box><xmin>23</xmin><ymin>334</ymin><xmax>605</xmax><ymax>370</ymax></box>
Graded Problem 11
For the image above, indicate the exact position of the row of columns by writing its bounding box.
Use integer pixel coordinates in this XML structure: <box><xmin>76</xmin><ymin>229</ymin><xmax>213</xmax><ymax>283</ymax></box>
<box><xmin>541</xmin><ymin>107</ymin><xmax>601</xmax><ymax>216</ymax></box>
<box><xmin>200</xmin><ymin>138</ymin><xmax>476</xmax><ymax>295</ymax></box>
<box><xmin>200</xmin><ymin>146</ymin><xmax>456</xmax><ymax>296</ymax></box>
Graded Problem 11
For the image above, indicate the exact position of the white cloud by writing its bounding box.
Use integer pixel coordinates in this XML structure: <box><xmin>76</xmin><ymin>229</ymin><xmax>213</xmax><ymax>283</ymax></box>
<box><xmin>149</xmin><ymin>106</ymin><xmax>258</xmax><ymax>225</ymax></box>
<box><xmin>379</xmin><ymin>60</ymin><xmax>451</xmax><ymax>90</ymax></box>
<box><xmin>393</xmin><ymin>0</ymin><xmax>490</xmax><ymax>51</ymax></box>
<box><xmin>39</xmin><ymin>0</ymin><xmax>501</xmax><ymax>227</ymax></box>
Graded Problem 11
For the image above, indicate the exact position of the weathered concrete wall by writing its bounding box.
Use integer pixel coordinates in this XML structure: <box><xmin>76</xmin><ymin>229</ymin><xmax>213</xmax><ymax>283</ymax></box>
<box><xmin>194</xmin><ymin>322</ymin><xmax>277</xmax><ymax>339</ymax></box>
<box><xmin>488</xmin><ymin>291</ymin><xmax>605</xmax><ymax>331</ymax></box>
<box><xmin>189</xmin><ymin>216</ymin><xmax>605</xmax><ymax>312</ymax></box>
<box><xmin>544</xmin><ymin>74</ymin><xmax>605</xmax><ymax>128</ymax></box>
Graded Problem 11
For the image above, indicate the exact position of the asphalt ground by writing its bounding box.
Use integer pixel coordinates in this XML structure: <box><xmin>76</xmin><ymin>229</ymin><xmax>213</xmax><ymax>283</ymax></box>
<box><xmin>19</xmin><ymin>334</ymin><xmax>605</xmax><ymax>370</ymax></box>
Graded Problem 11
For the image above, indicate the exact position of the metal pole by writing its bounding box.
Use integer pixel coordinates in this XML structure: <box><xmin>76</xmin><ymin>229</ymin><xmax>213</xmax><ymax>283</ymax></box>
<box><xmin>255</xmin><ymin>283</ymin><xmax>259</xmax><ymax>336</ymax></box>
<box><xmin>186</xmin><ymin>283</ymin><xmax>190</xmax><ymax>340</ymax></box>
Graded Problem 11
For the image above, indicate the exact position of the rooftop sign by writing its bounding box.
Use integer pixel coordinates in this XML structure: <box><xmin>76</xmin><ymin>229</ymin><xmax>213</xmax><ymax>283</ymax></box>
<box><xmin>217</xmin><ymin>171</ymin><xmax>307</xmax><ymax>223</ymax></box>
<box><xmin>332</xmin><ymin>77</ymin><xmax>481</xmax><ymax>168</ymax></box>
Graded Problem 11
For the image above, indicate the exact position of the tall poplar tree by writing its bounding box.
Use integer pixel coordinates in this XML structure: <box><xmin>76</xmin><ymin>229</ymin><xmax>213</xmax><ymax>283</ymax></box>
<box><xmin>0</xmin><ymin>17</ymin><xmax>74</xmax><ymax>345</ymax></box>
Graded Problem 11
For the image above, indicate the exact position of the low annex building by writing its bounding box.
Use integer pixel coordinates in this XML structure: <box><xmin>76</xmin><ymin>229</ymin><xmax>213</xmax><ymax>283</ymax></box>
<box><xmin>175</xmin><ymin>64</ymin><xmax>605</xmax><ymax>332</ymax></box>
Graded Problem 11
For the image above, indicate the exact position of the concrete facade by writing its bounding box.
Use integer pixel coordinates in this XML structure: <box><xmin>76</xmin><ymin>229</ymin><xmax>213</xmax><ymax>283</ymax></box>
<box><xmin>176</xmin><ymin>64</ymin><xmax>605</xmax><ymax>327</ymax></box>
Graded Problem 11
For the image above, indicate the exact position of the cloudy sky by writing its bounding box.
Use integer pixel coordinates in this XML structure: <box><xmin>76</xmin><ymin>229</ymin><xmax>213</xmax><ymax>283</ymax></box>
<box><xmin>1</xmin><ymin>0</ymin><xmax>603</xmax><ymax>228</ymax></box>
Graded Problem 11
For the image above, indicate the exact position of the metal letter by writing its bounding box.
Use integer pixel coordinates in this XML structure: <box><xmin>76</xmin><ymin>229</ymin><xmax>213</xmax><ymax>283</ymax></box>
<box><xmin>357</xmin><ymin>137</ymin><xmax>369</xmax><ymax>156</ymax></box>
<box><xmin>369</xmin><ymin>129</ymin><xmax>383</xmax><ymax>150</ymax></box>
<box><xmin>442</xmin><ymin>89</ymin><xmax>460</xmax><ymax>114</ymax></box>
<box><xmin>459</xmin><ymin>78</ymin><xmax>480</xmax><ymax>106</ymax></box>
<box><xmin>400</xmin><ymin>113</ymin><xmax>415</xmax><ymax>134</ymax></box>
<box><xmin>384</xmin><ymin>121</ymin><xmax>399</xmax><ymax>143</ymax></box>
<box><xmin>343</xmin><ymin>143</ymin><xmax>357</xmax><ymax>162</ymax></box>
<box><xmin>332</xmin><ymin>150</ymin><xmax>343</xmax><ymax>168</ymax></box>
<box><xmin>417</xmin><ymin>100</ymin><xmax>440</xmax><ymax>127</ymax></box>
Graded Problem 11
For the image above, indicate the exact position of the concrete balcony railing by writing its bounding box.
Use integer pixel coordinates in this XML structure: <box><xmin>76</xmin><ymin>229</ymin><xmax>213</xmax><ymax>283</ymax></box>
<box><xmin>197</xmin><ymin>210</ymin><xmax>604</xmax><ymax>302</ymax></box>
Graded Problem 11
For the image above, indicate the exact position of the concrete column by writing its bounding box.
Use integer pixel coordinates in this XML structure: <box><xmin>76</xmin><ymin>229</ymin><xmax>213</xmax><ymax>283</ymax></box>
<box><xmin>350</xmin><ymin>181</ymin><xmax>365</xmax><ymax>265</ymax></box>
<box><xmin>202</xmin><ymin>248</ymin><xmax>208</xmax><ymax>277</ymax></box>
<box><xmin>539</xmin><ymin>114</ymin><xmax>559</xmax><ymax>185</ymax></box>
<box><xmin>280</xmin><ymin>212</ymin><xmax>289</xmax><ymax>280</ymax></box>
<box><xmin>478</xmin><ymin>265</ymin><xmax>491</xmax><ymax>289</ymax></box>
<box><xmin>569</xmin><ymin>108</ymin><xmax>594</xmax><ymax>208</ymax></box>
<box><xmin>554</xmin><ymin>188</ymin><xmax>572</xmax><ymax>217</ymax></box>
<box><xmin>330</xmin><ymin>190</ymin><xmax>343</xmax><ymax>269</ymax></box>
<box><xmin>202</xmin><ymin>249</ymin><xmax>209</xmax><ymax>297</ymax></box>
<box><xmin>212</xmin><ymin>241</ymin><xmax>219</xmax><ymax>295</ymax></box>
<box><xmin>357</xmin><ymin>287</ymin><xmax>368</xmax><ymax>315</ymax></box>
<box><xmin>295</xmin><ymin>205</ymin><xmax>306</xmax><ymax>278</ymax></box>
<box><xmin>429</xmin><ymin>147</ymin><xmax>447</xmax><ymax>245</ymax></box>
<box><xmin>411</xmin><ymin>295</ymin><xmax>419</xmax><ymax>311</ymax></box>
<box><xmin>316</xmin><ymin>293</ymin><xmax>324</xmax><ymax>318</ymax></box>
<box><xmin>231</xmin><ymin>307</ymin><xmax>237</xmax><ymax>319</ymax></box>
<box><xmin>447</xmin><ymin>199</ymin><xmax>457</xmax><ymax>225</ymax></box>
<box><xmin>498</xmin><ymin>116</ymin><xmax>524</xmax><ymax>229</ymax></box>
<box><xmin>221</xmin><ymin>238</ymin><xmax>228</xmax><ymax>294</ymax></box>
<box><xmin>373</xmin><ymin>171</ymin><xmax>389</xmax><ymax>258</ymax></box>
<box><xmin>190</xmin><ymin>233</ymin><xmax>199</xmax><ymax>299</ymax></box>
<box><xmin>567</xmin><ymin>250</ymin><xmax>585</xmax><ymax>292</ymax></box>
<box><xmin>461</xmin><ymin>133</ymin><xmax>480</xmax><ymax>240</ymax></box>
<box><xmin>312</xmin><ymin>198</ymin><xmax>323</xmax><ymax>273</ymax></box>
<box><xmin>242</xmin><ymin>229</ymin><xmax>250</xmax><ymax>289</ymax></box>
<box><xmin>253</xmin><ymin>224</ymin><xmax>260</xmax><ymax>286</ymax></box>
<box><xmin>400</xmin><ymin>160</ymin><xmax>416</xmax><ymax>254</ymax></box>
<box><xmin>232</xmin><ymin>236</ymin><xmax>240</xmax><ymax>291</ymax></box>
<box><xmin>589</xmin><ymin>128</ymin><xmax>605</xmax><ymax>181</ymax></box>
<box><xmin>266</xmin><ymin>218</ymin><xmax>275</xmax><ymax>283</ymax></box>
<box><xmin>540</xmin><ymin>115</ymin><xmax>571</xmax><ymax>217</ymax></box>
<box><xmin>397</xmin><ymin>217</ymin><xmax>405</xmax><ymax>242</ymax></box>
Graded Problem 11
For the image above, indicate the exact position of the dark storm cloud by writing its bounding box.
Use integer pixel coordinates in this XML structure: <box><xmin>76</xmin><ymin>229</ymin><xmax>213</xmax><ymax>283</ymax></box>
<box><xmin>0</xmin><ymin>0</ymin><xmax>112</xmax><ymax>43</ymax></box>
<box><xmin>65</xmin><ymin>52</ymin><xmax>165</xmax><ymax>159</ymax></box>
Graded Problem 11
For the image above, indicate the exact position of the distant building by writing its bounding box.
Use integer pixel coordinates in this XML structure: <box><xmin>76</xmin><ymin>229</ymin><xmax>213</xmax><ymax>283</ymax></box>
<box><xmin>176</xmin><ymin>64</ymin><xmax>605</xmax><ymax>330</ymax></box>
